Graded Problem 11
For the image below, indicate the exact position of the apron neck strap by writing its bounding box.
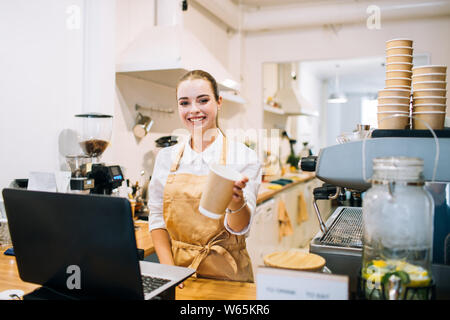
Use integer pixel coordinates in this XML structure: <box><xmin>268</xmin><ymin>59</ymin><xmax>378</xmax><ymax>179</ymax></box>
<box><xmin>170</xmin><ymin>132</ymin><xmax>227</xmax><ymax>172</ymax></box>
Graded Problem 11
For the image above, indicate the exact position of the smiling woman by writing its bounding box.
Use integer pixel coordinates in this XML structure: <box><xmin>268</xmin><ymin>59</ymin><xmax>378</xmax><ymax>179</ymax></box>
<box><xmin>147</xmin><ymin>70</ymin><xmax>262</xmax><ymax>285</ymax></box>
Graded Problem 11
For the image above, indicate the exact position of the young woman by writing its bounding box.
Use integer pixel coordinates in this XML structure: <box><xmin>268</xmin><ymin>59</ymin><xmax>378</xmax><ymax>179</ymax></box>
<box><xmin>147</xmin><ymin>70</ymin><xmax>261</xmax><ymax>284</ymax></box>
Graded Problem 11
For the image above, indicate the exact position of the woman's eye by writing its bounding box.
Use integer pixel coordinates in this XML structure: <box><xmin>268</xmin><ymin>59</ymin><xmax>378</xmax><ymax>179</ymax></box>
<box><xmin>179</xmin><ymin>101</ymin><xmax>189</xmax><ymax>106</ymax></box>
<box><xmin>199</xmin><ymin>99</ymin><xmax>209</xmax><ymax>104</ymax></box>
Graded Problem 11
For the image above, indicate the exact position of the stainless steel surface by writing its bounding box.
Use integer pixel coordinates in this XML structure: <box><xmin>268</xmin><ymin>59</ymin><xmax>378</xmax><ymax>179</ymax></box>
<box><xmin>313</xmin><ymin>199</ymin><xmax>328</xmax><ymax>234</ymax></box>
<box><xmin>310</xmin><ymin>206</ymin><xmax>363</xmax><ymax>257</ymax></box>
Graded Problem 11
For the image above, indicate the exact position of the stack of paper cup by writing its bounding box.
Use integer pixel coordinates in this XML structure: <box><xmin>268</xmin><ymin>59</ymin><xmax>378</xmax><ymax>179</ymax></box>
<box><xmin>385</xmin><ymin>39</ymin><xmax>413</xmax><ymax>91</ymax></box>
<box><xmin>377</xmin><ymin>39</ymin><xmax>414</xmax><ymax>129</ymax></box>
<box><xmin>377</xmin><ymin>89</ymin><xmax>411</xmax><ymax>129</ymax></box>
<box><xmin>412</xmin><ymin>65</ymin><xmax>447</xmax><ymax>129</ymax></box>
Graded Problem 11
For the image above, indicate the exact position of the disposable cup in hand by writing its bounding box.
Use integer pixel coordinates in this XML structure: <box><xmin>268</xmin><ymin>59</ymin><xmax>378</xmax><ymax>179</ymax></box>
<box><xmin>199</xmin><ymin>163</ymin><xmax>243</xmax><ymax>219</ymax></box>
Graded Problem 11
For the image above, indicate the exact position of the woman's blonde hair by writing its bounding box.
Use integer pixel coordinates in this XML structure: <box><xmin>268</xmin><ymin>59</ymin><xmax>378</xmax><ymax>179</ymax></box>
<box><xmin>177</xmin><ymin>70</ymin><xmax>224</xmax><ymax>135</ymax></box>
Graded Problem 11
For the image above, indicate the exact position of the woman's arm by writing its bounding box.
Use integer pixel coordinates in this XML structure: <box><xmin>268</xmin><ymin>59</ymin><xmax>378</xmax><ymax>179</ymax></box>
<box><xmin>226</xmin><ymin>176</ymin><xmax>251</xmax><ymax>233</ymax></box>
<box><xmin>150</xmin><ymin>228</ymin><xmax>175</xmax><ymax>265</ymax></box>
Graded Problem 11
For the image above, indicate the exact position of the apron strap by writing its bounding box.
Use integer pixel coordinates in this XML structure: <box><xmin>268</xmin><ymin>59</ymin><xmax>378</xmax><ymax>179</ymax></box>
<box><xmin>169</xmin><ymin>131</ymin><xmax>227</xmax><ymax>172</ymax></box>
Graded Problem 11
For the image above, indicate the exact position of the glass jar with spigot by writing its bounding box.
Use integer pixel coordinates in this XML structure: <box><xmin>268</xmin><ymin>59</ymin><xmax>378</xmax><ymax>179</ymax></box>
<box><xmin>361</xmin><ymin>157</ymin><xmax>435</xmax><ymax>300</ymax></box>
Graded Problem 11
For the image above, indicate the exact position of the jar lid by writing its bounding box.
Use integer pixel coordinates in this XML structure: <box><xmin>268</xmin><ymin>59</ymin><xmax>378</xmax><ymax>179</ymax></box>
<box><xmin>372</xmin><ymin>157</ymin><xmax>424</xmax><ymax>182</ymax></box>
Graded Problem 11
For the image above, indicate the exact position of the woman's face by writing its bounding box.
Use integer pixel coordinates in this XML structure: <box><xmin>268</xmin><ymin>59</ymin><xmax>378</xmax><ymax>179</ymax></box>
<box><xmin>177</xmin><ymin>79</ymin><xmax>221</xmax><ymax>134</ymax></box>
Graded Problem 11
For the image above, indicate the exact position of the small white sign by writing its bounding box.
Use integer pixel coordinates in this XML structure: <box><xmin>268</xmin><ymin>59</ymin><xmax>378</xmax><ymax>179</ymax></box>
<box><xmin>256</xmin><ymin>267</ymin><xmax>349</xmax><ymax>300</ymax></box>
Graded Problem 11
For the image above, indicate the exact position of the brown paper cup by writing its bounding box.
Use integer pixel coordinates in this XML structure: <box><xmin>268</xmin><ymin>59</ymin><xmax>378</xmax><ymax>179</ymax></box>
<box><xmin>412</xmin><ymin>89</ymin><xmax>447</xmax><ymax>98</ymax></box>
<box><xmin>386</xmin><ymin>55</ymin><xmax>413</xmax><ymax>63</ymax></box>
<box><xmin>412</xmin><ymin>73</ymin><xmax>447</xmax><ymax>82</ymax></box>
<box><xmin>413</xmin><ymin>97</ymin><xmax>446</xmax><ymax>105</ymax></box>
<box><xmin>378</xmin><ymin>88</ymin><xmax>411</xmax><ymax>98</ymax></box>
<box><xmin>386</xmin><ymin>47</ymin><xmax>413</xmax><ymax>55</ymax></box>
<box><xmin>199</xmin><ymin>163</ymin><xmax>243</xmax><ymax>219</ymax></box>
<box><xmin>377</xmin><ymin>111</ymin><xmax>410</xmax><ymax>129</ymax></box>
<box><xmin>386</xmin><ymin>63</ymin><xmax>413</xmax><ymax>71</ymax></box>
<box><xmin>386</xmin><ymin>70</ymin><xmax>412</xmax><ymax>79</ymax></box>
<box><xmin>378</xmin><ymin>96</ymin><xmax>411</xmax><ymax>105</ymax></box>
<box><xmin>386</xmin><ymin>77</ymin><xmax>412</xmax><ymax>87</ymax></box>
<box><xmin>386</xmin><ymin>39</ymin><xmax>413</xmax><ymax>49</ymax></box>
<box><xmin>378</xmin><ymin>104</ymin><xmax>410</xmax><ymax>112</ymax></box>
<box><xmin>413</xmin><ymin>81</ymin><xmax>447</xmax><ymax>90</ymax></box>
<box><xmin>412</xmin><ymin>111</ymin><xmax>446</xmax><ymax>130</ymax></box>
<box><xmin>412</xmin><ymin>65</ymin><xmax>447</xmax><ymax>75</ymax></box>
<box><xmin>413</xmin><ymin>103</ymin><xmax>447</xmax><ymax>113</ymax></box>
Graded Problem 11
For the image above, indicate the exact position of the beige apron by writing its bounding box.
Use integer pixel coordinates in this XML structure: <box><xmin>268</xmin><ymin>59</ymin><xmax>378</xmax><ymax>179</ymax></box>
<box><xmin>162</xmin><ymin>136</ymin><xmax>254</xmax><ymax>282</ymax></box>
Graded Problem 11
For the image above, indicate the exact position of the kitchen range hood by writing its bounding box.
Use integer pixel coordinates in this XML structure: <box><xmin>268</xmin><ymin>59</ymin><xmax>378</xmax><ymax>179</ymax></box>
<box><xmin>116</xmin><ymin>25</ymin><xmax>245</xmax><ymax>104</ymax></box>
<box><xmin>271</xmin><ymin>63</ymin><xmax>318</xmax><ymax>116</ymax></box>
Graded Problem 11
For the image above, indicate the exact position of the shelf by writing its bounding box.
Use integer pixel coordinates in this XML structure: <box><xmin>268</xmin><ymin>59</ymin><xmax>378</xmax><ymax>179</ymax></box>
<box><xmin>264</xmin><ymin>105</ymin><xmax>285</xmax><ymax>115</ymax></box>
<box><xmin>263</xmin><ymin>104</ymin><xmax>319</xmax><ymax>117</ymax></box>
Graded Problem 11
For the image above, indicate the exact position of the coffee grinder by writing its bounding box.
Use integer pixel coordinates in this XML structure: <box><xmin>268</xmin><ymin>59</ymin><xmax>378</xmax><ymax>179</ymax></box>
<box><xmin>75</xmin><ymin>113</ymin><xmax>124</xmax><ymax>195</ymax></box>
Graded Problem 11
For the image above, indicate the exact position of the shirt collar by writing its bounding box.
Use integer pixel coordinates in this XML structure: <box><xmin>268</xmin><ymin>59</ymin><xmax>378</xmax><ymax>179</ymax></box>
<box><xmin>182</xmin><ymin>129</ymin><xmax>223</xmax><ymax>165</ymax></box>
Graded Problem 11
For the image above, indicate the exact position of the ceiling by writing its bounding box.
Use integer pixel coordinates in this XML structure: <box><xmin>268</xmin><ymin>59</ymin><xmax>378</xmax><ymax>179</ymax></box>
<box><xmin>231</xmin><ymin>0</ymin><xmax>349</xmax><ymax>7</ymax></box>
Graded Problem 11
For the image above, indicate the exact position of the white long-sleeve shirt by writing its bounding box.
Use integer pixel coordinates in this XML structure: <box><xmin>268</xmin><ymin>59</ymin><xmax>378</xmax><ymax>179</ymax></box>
<box><xmin>147</xmin><ymin>131</ymin><xmax>262</xmax><ymax>236</ymax></box>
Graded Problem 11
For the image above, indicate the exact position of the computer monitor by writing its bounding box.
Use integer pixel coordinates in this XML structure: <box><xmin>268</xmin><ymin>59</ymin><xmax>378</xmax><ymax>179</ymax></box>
<box><xmin>2</xmin><ymin>188</ymin><xmax>144</xmax><ymax>300</ymax></box>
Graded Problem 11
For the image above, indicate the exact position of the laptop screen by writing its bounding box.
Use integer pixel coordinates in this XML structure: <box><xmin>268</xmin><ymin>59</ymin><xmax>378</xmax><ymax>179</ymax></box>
<box><xmin>2</xmin><ymin>188</ymin><xmax>144</xmax><ymax>300</ymax></box>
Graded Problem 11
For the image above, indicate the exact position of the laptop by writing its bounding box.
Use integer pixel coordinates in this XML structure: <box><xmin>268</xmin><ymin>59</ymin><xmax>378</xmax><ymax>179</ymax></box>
<box><xmin>2</xmin><ymin>188</ymin><xmax>195</xmax><ymax>300</ymax></box>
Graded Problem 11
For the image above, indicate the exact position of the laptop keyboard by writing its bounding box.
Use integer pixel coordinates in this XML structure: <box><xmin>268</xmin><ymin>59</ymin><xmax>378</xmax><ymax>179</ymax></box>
<box><xmin>141</xmin><ymin>275</ymin><xmax>171</xmax><ymax>294</ymax></box>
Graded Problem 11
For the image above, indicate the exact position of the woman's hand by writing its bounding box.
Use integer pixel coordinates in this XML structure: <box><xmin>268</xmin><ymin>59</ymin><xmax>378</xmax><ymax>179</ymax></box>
<box><xmin>228</xmin><ymin>176</ymin><xmax>248</xmax><ymax>211</ymax></box>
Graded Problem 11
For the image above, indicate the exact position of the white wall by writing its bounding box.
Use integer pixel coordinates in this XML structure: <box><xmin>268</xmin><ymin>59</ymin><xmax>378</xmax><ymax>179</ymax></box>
<box><xmin>0</xmin><ymin>0</ymin><xmax>116</xmax><ymax>192</ymax></box>
<box><xmin>244</xmin><ymin>16</ymin><xmax>450</xmax><ymax>149</ymax></box>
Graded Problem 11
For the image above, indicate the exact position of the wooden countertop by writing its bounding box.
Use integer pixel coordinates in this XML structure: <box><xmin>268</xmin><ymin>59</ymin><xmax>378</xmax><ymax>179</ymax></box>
<box><xmin>0</xmin><ymin>220</ymin><xmax>256</xmax><ymax>300</ymax></box>
<box><xmin>0</xmin><ymin>251</ymin><xmax>256</xmax><ymax>300</ymax></box>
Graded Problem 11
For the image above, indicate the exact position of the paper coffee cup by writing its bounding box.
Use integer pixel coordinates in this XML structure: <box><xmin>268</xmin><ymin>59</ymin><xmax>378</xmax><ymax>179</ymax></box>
<box><xmin>413</xmin><ymin>103</ymin><xmax>447</xmax><ymax>113</ymax></box>
<box><xmin>378</xmin><ymin>96</ymin><xmax>411</xmax><ymax>105</ymax></box>
<box><xmin>386</xmin><ymin>38</ymin><xmax>413</xmax><ymax>49</ymax></box>
<box><xmin>386</xmin><ymin>77</ymin><xmax>412</xmax><ymax>88</ymax></box>
<box><xmin>412</xmin><ymin>89</ymin><xmax>447</xmax><ymax>98</ymax></box>
<box><xmin>386</xmin><ymin>70</ymin><xmax>412</xmax><ymax>79</ymax></box>
<box><xmin>198</xmin><ymin>163</ymin><xmax>243</xmax><ymax>219</ymax></box>
<box><xmin>412</xmin><ymin>73</ymin><xmax>446</xmax><ymax>82</ymax></box>
<box><xmin>412</xmin><ymin>65</ymin><xmax>447</xmax><ymax>75</ymax></box>
<box><xmin>413</xmin><ymin>81</ymin><xmax>447</xmax><ymax>90</ymax></box>
<box><xmin>412</xmin><ymin>111</ymin><xmax>446</xmax><ymax>130</ymax></box>
<box><xmin>378</xmin><ymin>88</ymin><xmax>411</xmax><ymax>98</ymax></box>
<box><xmin>413</xmin><ymin>97</ymin><xmax>446</xmax><ymax>105</ymax></box>
<box><xmin>377</xmin><ymin>104</ymin><xmax>410</xmax><ymax>112</ymax></box>
<box><xmin>386</xmin><ymin>63</ymin><xmax>413</xmax><ymax>71</ymax></box>
<box><xmin>386</xmin><ymin>46</ymin><xmax>413</xmax><ymax>55</ymax></box>
<box><xmin>386</xmin><ymin>55</ymin><xmax>413</xmax><ymax>64</ymax></box>
<box><xmin>377</xmin><ymin>111</ymin><xmax>410</xmax><ymax>129</ymax></box>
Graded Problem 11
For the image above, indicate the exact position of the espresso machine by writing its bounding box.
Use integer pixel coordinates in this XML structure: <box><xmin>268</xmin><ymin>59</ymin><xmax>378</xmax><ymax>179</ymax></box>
<box><xmin>300</xmin><ymin>128</ymin><xmax>450</xmax><ymax>298</ymax></box>
<box><xmin>68</xmin><ymin>113</ymin><xmax>124</xmax><ymax>195</ymax></box>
